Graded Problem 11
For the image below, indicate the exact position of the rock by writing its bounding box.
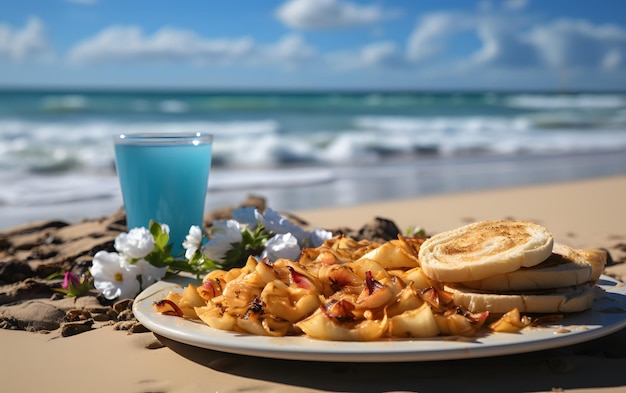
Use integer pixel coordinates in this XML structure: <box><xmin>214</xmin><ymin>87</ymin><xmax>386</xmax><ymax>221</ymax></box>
<box><xmin>0</xmin><ymin>278</ymin><xmax>54</xmax><ymax>305</ymax></box>
<box><xmin>113</xmin><ymin>298</ymin><xmax>133</xmax><ymax>314</ymax></box>
<box><xmin>356</xmin><ymin>217</ymin><xmax>402</xmax><ymax>243</ymax></box>
<box><xmin>204</xmin><ymin>194</ymin><xmax>268</xmax><ymax>225</ymax></box>
<box><xmin>0</xmin><ymin>209</ymin><xmax>127</xmax><ymax>281</ymax></box>
<box><xmin>61</xmin><ymin>318</ymin><xmax>95</xmax><ymax>337</ymax></box>
<box><xmin>0</xmin><ymin>261</ymin><xmax>36</xmax><ymax>284</ymax></box>
<box><xmin>129</xmin><ymin>323</ymin><xmax>150</xmax><ymax>334</ymax></box>
<box><xmin>0</xmin><ymin>287</ymin><xmax>117</xmax><ymax>333</ymax></box>
<box><xmin>0</xmin><ymin>301</ymin><xmax>66</xmax><ymax>331</ymax></box>
<box><xmin>64</xmin><ymin>308</ymin><xmax>92</xmax><ymax>322</ymax></box>
<box><xmin>144</xmin><ymin>336</ymin><xmax>165</xmax><ymax>349</ymax></box>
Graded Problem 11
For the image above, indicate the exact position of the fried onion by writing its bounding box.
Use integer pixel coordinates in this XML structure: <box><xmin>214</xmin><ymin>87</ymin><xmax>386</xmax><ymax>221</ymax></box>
<box><xmin>152</xmin><ymin>235</ymin><xmax>536</xmax><ymax>341</ymax></box>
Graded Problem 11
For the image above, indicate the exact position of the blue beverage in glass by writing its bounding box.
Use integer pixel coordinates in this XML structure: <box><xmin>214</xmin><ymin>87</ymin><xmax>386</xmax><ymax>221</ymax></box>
<box><xmin>113</xmin><ymin>133</ymin><xmax>213</xmax><ymax>255</ymax></box>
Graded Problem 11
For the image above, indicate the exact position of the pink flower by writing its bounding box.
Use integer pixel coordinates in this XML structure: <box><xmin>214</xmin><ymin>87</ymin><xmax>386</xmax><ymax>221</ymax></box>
<box><xmin>60</xmin><ymin>271</ymin><xmax>91</xmax><ymax>297</ymax></box>
<box><xmin>62</xmin><ymin>272</ymin><xmax>81</xmax><ymax>290</ymax></box>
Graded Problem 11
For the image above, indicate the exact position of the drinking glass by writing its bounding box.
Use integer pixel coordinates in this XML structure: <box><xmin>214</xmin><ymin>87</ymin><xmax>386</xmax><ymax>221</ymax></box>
<box><xmin>113</xmin><ymin>132</ymin><xmax>213</xmax><ymax>255</ymax></box>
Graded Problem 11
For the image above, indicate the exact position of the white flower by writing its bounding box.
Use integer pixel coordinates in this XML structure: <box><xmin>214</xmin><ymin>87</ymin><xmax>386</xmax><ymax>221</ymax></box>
<box><xmin>135</xmin><ymin>258</ymin><xmax>168</xmax><ymax>288</ymax></box>
<box><xmin>201</xmin><ymin>238</ymin><xmax>232</xmax><ymax>262</ymax></box>
<box><xmin>114</xmin><ymin>227</ymin><xmax>155</xmax><ymax>259</ymax></box>
<box><xmin>183</xmin><ymin>225</ymin><xmax>203</xmax><ymax>260</ymax></box>
<box><xmin>260</xmin><ymin>208</ymin><xmax>308</xmax><ymax>245</ymax></box>
<box><xmin>90</xmin><ymin>251</ymin><xmax>140</xmax><ymax>300</ymax></box>
<box><xmin>201</xmin><ymin>220</ymin><xmax>243</xmax><ymax>262</ymax></box>
<box><xmin>308</xmin><ymin>228</ymin><xmax>333</xmax><ymax>248</ymax></box>
<box><xmin>262</xmin><ymin>232</ymin><xmax>301</xmax><ymax>261</ymax></box>
<box><xmin>231</xmin><ymin>207</ymin><xmax>263</xmax><ymax>230</ymax></box>
<box><xmin>212</xmin><ymin>219</ymin><xmax>243</xmax><ymax>242</ymax></box>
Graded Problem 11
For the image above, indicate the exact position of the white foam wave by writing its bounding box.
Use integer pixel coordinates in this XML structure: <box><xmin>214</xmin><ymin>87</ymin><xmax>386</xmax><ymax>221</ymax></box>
<box><xmin>209</xmin><ymin>168</ymin><xmax>336</xmax><ymax>190</ymax></box>
<box><xmin>1</xmin><ymin>114</ymin><xmax>626</xmax><ymax>175</ymax></box>
<box><xmin>0</xmin><ymin>166</ymin><xmax>337</xmax><ymax>209</ymax></box>
<box><xmin>505</xmin><ymin>94</ymin><xmax>626</xmax><ymax>110</ymax></box>
<box><xmin>355</xmin><ymin>116</ymin><xmax>532</xmax><ymax>134</ymax></box>
<box><xmin>354</xmin><ymin>115</ymin><xmax>626</xmax><ymax>157</ymax></box>
<box><xmin>0</xmin><ymin>173</ymin><xmax>121</xmax><ymax>207</ymax></box>
<box><xmin>0</xmin><ymin>119</ymin><xmax>279</xmax><ymax>173</ymax></box>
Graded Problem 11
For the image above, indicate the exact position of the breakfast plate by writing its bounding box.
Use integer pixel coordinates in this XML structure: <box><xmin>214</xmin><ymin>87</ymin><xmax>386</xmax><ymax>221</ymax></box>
<box><xmin>133</xmin><ymin>274</ymin><xmax>626</xmax><ymax>362</ymax></box>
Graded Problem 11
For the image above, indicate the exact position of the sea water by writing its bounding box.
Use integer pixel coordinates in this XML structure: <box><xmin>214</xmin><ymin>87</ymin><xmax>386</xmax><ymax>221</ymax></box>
<box><xmin>1</xmin><ymin>89</ymin><xmax>626</xmax><ymax>229</ymax></box>
<box><xmin>114</xmin><ymin>138</ymin><xmax>212</xmax><ymax>255</ymax></box>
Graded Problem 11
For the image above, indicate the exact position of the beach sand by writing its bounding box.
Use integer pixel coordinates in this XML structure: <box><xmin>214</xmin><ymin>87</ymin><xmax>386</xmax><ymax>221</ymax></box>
<box><xmin>1</xmin><ymin>175</ymin><xmax>625</xmax><ymax>393</ymax></box>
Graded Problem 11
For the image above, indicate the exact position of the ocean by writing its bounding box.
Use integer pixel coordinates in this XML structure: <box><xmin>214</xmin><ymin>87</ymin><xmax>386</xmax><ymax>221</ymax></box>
<box><xmin>1</xmin><ymin>88</ymin><xmax>626</xmax><ymax>228</ymax></box>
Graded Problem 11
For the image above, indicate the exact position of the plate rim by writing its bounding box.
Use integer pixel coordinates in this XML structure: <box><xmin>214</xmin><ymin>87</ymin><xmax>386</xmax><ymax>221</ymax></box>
<box><xmin>133</xmin><ymin>274</ymin><xmax>626</xmax><ymax>362</ymax></box>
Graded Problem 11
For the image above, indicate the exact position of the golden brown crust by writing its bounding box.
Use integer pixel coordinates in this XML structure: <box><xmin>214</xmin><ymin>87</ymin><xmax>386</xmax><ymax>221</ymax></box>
<box><xmin>419</xmin><ymin>220</ymin><xmax>554</xmax><ymax>282</ymax></box>
<box><xmin>580</xmin><ymin>249</ymin><xmax>608</xmax><ymax>282</ymax></box>
<box><xmin>460</xmin><ymin>243</ymin><xmax>594</xmax><ymax>291</ymax></box>
<box><xmin>446</xmin><ymin>283</ymin><xmax>596</xmax><ymax>313</ymax></box>
<box><xmin>439</xmin><ymin>221</ymin><xmax>532</xmax><ymax>260</ymax></box>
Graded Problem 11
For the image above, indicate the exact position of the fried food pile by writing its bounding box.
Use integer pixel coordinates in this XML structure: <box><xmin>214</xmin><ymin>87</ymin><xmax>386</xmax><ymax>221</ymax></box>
<box><xmin>154</xmin><ymin>235</ymin><xmax>536</xmax><ymax>341</ymax></box>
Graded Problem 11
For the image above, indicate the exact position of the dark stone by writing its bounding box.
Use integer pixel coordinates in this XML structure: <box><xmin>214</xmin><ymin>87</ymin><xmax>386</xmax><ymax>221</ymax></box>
<box><xmin>356</xmin><ymin>217</ymin><xmax>401</xmax><ymax>243</ymax></box>
<box><xmin>0</xmin><ymin>261</ymin><xmax>36</xmax><ymax>284</ymax></box>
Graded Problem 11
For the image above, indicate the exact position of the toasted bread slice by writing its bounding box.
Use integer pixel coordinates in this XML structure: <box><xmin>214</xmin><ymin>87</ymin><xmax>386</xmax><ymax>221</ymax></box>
<box><xmin>445</xmin><ymin>283</ymin><xmax>596</xmax><ymax>313</ymax></box>
<box><xmin>460</xmin><ymin>243</ymin><xmax>596</xmax><ymax>291</ymax></box>
<box><xmin>580</xmin><ymin>249</ymin><xmax>608</xmax><ymax>283</ymax></box>
<box><xmin>419</xmin><ymin>220</ymin><xmax>554</xmax><ymax>282</ymax></box>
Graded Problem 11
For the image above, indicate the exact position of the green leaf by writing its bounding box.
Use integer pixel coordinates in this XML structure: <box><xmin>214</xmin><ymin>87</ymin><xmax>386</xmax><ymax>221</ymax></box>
<box><xmin>149</xmin><ymin>220</ymin><xmax>160</xmax><ymax>238</ymax></box>
<box><xmin>157</xmin><ymin>232</ymin><xmax>170</xmax><ymax>250</ymax></box>
<box><xmin>144</xmin><ymin>252</ymin><xmax>160</xmax><ymax>266</ymax></box>
<box><xmin>44</xmin><ymin>271</ymin><xmax>65</xmax><ymax>281</ymax></box>
<box><xmin>405</xmin><ymin>225</ymin><xmax>426</xmax><ymax>237</ymax></box>
<box><xmin>164</xmin><ymin>242</ymin><xmax>174</xmax><ymax>257</ymax></box>
<box><xmin>241</xmin><ymin>230</ymin><xmax>250</xmax><ymax>242</ymax></box>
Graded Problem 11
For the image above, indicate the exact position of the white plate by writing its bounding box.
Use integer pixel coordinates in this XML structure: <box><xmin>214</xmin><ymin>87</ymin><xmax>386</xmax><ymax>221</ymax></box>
<box><xmin>133</xmin><ymin>275</ymin><xmax>626</xmax><ymax>362</ymax></box>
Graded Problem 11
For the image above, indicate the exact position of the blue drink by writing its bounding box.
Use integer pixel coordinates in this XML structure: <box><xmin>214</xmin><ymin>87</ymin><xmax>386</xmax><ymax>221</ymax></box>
<box><xmin>114</xmin><ymin>133</ymin><xmax>213</xmax><ymax>255</ymax></box>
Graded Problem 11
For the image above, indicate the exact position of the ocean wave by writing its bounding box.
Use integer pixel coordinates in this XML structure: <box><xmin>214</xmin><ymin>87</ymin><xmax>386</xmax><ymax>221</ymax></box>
<box><xmin>355</xmin><ymin>115</ymin><xmax>532</xmax><ymax>133</ymax></box>
<box><xmin>0</xmin><ymin>173</ymin><xmax>120</xmax><ymax>206</ymax></box>
<box><xmin>6</xmin><ymin>91</ymin><xmax>626</xmax><ymax>119</ymax></box>
<box><xmin>0</xmin><ymin>118</ymin><xmax>280</xmax><ymax>174</ymax></box>
<box><xmin>0</xmin><ymin>167</ymin><xmax>337</xmax><ymax>208</ymax></box>
<box><xmin>1</xmin><ymin>89</ymin><xmax>625</xmax><ymax>216</ymax></box>
<box><xmin>209</xmin><ymin>168</ymin><xmax>336</xmax><ymax>191</ymax></box>
<box><xmin>505</xmin><ymin>94</ymin><xmax>626</xmax><ymax>110</ymax></box>
<box><xmin>2</xmin><ymin>113</ymin><xmax>626</xmax><ymax>175</ymax></box>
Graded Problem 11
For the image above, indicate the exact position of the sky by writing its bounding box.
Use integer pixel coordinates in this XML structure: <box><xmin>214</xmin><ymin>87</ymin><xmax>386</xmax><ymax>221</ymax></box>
<box><xmin>1</xmin><ymin>0</ymin><xmax>626</xmax><ymax>91</ymax></box>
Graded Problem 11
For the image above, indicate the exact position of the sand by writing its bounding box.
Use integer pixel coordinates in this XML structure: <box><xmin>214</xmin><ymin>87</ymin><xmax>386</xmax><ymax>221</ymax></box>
<box><xmin>1</xmin><ymin>175</ymin><xmax>626</xmax><ymax>393</ymax></box>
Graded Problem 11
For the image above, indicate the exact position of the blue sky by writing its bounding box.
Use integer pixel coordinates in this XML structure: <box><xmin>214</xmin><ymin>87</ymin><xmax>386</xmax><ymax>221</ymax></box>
<box><xmin>1</xmin><ymin>0</ymin><xmax>626</xmax><ymax>90</ymax></box>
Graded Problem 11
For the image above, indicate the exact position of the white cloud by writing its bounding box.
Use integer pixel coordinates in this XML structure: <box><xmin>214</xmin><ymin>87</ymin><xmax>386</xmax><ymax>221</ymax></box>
<box><xmin>406</xmin><ymin>12</ymin><xmax>471</xmax><ymax>62</ymax></box>
<box><xmin>406</xmin><ymin>10</ymin><xmax>625</xmax><ymax>73</ymax></box>
<box><xmin>328</xmin><ymin>41</ymin><xmax>406</xmax><ymax>70</ymax></box>
<box><xmin>527</xmin><ymin>18</ymin><xmax>626</xmax><ymax>71</ymax></box>
<box><xmin>276</xmin><ymin>0</ymin><xmax>400</xmax><ymax>30</ymax></box>
<box><xmin>63</xmin><ymin>8</ymin><xmax>626</xmax><ymax>80</ymax></box>
<box><xmin>0</xmin><ymin>17</ymin><xmax>53</xmax><ymax>62</ymax></box>
<box><xmin>68</xmin><ymin>26</ymin><xmax>255</xmax><ymax>65</ymax></box>
<box><xmin>406</xmin><ymin>12</ymin><xmax>531</xmax><ymax>66</ymax></box>
<box><xmin>67</xmin><ymin>26</ymin><xmax>317</xmax><ymax>70</ymax></box>
<box><xmin>470</xmin><ymin>18</ymin><xmax>541</xmax><ymax>67</ymax></box>
<box><xmin>256</xmin><ymin>34</ymin><xmax>316</xmax><ymax>69</ymax></box>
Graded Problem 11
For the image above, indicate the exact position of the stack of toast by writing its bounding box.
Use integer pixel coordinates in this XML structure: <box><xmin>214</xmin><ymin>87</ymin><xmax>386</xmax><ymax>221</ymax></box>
<box><xmin>418</xmin><ymin>220</ymin><xmax>606</xmax><ymax>313</ymax></box>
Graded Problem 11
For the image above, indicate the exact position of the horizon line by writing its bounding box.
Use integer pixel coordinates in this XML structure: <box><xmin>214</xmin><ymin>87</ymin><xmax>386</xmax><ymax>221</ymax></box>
<box><xmin>1</xmin><ymin>84</ymin><xmax>625</xmax><ymax>95</ymax></box>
